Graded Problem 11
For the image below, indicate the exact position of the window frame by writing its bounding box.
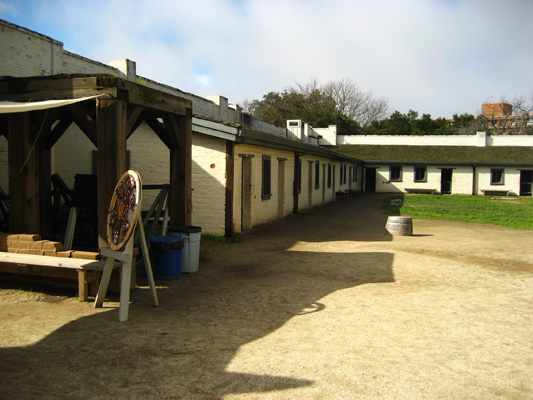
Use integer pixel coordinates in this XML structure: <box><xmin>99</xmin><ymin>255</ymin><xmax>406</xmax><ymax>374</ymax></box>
<box><xmin>389</xmin><ymin>166</ymin><xmax>403</xmax><ymax>182</ymax></box>
<box><xmin>490</xmin><ymin>168</ymin><xmax>505</xmax><ymax>185</ymax></box>
<box><xmin>414</xmin><ymin>166</ymin><xmax>427</xmax><ymax>182</ymax></box>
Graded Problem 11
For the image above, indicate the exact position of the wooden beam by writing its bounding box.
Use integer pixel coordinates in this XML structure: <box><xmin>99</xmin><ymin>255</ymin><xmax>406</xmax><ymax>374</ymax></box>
<box><xmin>126</xmin><ymin>105</ymin><xmax>144</xmax><ymax>138</ymax></box>
<box><xmin>143</xmin><ymin>112</ymin><xmax>171</xmax><ymax>149</ymax></box>
<box><xmin>161</xmin><ymin>112</ymin><xmax>182</xmax><ymax>150</ymax></box>
<box><xmin>96</xmin><ymin>98</ymin><xmax>128</xmax><ymax>249</ymax></box>
<box><xmin>8</xmin><ymin>113</ymin><xmax>40</xmax><ymax>233</ymax></box>
<box><xmin>111</xmin><ymin>78</ymin><xmax>191</xmax><ymax>116</ymax></box>
<box><xmin>45</xmin><ymin>115</ymin><xmax>74</xmax><ymax>149</ymax></box>
<box><xmin>0</xmin><ymin>76</ymin><xmax>116</xmax><ymax>102</ymax></box>
<box><xmin>169</xmin><ymin>110</ymin><xmax>192</xmax><ymax>226</ymax></box>
<box><xmin>68</xmin><ymin>103</ymin><xmax>98</xmax><ymax>146</ymax></box>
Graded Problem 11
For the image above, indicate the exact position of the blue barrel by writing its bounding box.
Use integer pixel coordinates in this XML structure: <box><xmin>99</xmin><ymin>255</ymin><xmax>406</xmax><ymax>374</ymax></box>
<box><xmin>149</xmin><ymin>235</ymin><xmax>184</xmax><ymax>280</ymax></box>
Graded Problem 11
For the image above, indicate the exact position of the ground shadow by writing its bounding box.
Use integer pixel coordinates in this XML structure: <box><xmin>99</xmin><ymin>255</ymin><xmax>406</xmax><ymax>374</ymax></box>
<box><xmin>0</xmin><ymin>194</ymin><xmax>396</xmax><ymax>399</ymax></box>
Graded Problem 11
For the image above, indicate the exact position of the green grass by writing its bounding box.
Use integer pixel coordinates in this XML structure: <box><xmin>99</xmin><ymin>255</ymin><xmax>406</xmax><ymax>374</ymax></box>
<box><xmin>385</xmin><ymin>195</ymin><xmax>533</xmax><ymax>230</ymax></box>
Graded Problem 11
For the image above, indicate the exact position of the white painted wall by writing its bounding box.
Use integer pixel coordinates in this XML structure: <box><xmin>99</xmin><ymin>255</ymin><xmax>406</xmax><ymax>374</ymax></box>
<box><xmin>476</xmin><ymin>166</ymin><xmax>521</xmax><ymax>196</ymax></box>
<box><xmin>190</xmin><ymin>134</ymin><xmax>227</xmax><ymax>234</ymax></box>
<box><xmin>339</xmin><ymin>133</ymin><xmax>533</xmax><ymax>147</ymax></box>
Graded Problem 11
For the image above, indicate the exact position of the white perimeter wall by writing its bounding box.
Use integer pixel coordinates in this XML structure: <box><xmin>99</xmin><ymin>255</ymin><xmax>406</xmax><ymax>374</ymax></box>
<box><xmin>339</xmin><ymin>133</ymin><xmax>533</xmax><ymax>147</ymax></box>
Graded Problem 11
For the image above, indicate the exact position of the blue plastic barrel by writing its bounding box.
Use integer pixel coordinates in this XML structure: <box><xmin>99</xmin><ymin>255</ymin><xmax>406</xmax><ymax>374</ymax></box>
<box><xmin>149</xmin><ymin>235</ymin><xmax>184</xmax><ymax>280</ymax></box>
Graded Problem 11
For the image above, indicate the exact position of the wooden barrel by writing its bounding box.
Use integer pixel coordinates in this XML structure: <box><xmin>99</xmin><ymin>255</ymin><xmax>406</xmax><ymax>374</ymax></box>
<box><xmin>386</xmin><ymin>216</ymin><xmax>413</xmax><ymax>236</ymax></box>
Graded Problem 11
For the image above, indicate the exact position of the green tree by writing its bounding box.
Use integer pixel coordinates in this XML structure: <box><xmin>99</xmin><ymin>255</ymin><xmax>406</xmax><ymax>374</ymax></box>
<box><xmin>246</xmin><ymin>78</ymin><xmax>388</xmax><ymax>134</ymax></box>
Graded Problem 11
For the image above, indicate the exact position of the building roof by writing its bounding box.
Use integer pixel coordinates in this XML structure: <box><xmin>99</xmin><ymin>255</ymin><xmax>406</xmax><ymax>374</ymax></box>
<box><xmin>333</xmin><ymin>145</ymin><xmax>533</xmax><ymax>165</ymax></box>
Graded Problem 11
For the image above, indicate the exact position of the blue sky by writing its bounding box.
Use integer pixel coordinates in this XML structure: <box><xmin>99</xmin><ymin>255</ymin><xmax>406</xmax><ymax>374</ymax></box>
<box><xmin>1</xmin><ymin>0</ymin><xmax>532</xmax><ymax>118</ymax></box>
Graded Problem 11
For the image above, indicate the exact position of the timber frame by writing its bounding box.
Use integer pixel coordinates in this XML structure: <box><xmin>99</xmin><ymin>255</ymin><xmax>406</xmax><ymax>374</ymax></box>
<box><xmin>0</xmin><ymin>74</ymin><xmax>193</xmax><ymax>248</ymax></box>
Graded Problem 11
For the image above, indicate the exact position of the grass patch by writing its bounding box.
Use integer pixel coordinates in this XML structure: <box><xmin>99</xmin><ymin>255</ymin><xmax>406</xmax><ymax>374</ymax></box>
<box><xmin>385</xmin><ymin>195</ymin><xmax>533</xmax><ymax>230</ymax></box>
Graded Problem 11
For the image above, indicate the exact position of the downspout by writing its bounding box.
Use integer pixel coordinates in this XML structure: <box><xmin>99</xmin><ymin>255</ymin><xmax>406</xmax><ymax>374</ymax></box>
<box><xmin>293</xmin><ymin>150</ymin><xmax>306</xmax><ymax>214</ymax></box>
<box><xmin>472</xmin><ymin>164</ymin><xmax>476</xmax><ymax>195</ymax></box>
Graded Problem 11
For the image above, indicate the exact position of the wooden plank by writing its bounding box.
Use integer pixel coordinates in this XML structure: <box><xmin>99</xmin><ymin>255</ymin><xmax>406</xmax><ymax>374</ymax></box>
<box><xmin>96</xmin><ymin>98</ymin><xmax>128</xmax><ymax>249</ymax></box>
<box><xmin>0</xmin><ymin>252</ymin><xmax>108</xmax><ymax>269</ymax></box>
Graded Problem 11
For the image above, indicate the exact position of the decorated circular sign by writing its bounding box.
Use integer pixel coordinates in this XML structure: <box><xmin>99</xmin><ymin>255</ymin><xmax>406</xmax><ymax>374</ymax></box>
<box><xmin>107</xmin><ymin>170</ymin><xmax>142</xmax><ymax>250</ymax></box>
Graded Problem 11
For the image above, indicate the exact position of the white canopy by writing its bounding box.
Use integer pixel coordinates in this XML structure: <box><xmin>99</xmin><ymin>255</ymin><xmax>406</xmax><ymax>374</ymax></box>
<box><xmin>0</xmin><ymin>95</ymin><xmax>104</xmax><ymax>114</ymax></box>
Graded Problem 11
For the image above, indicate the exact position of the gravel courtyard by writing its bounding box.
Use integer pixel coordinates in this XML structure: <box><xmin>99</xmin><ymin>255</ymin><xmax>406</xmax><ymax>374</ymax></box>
<box><xmin>0</xmin><ymin>193</ymin><xmax>532</xmax><ymax>399</ymax></box>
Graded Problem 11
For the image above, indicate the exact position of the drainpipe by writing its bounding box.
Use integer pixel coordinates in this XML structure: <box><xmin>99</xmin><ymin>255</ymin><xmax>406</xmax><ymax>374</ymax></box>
<box><xmin>472</xmin><ymin>165</ymin><xmax>476</xmax><ymax>195</ymax></box>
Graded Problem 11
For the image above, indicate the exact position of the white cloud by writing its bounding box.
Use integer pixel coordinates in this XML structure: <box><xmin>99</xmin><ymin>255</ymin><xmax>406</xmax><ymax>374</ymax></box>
<box><xmin>3</xmin><ymin>0</ymin><xmax>533</xmax><ymax>118</ymax></box>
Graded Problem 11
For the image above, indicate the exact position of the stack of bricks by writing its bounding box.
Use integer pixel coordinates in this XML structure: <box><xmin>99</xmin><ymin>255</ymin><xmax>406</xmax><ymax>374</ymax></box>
<box><xmin>0</xmin><ymin>233</ymin><xmax>101</xmax><ymax>260</ymax></box>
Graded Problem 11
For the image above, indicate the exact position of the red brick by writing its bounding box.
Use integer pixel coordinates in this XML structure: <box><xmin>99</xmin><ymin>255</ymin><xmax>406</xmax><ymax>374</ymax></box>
<box><xmin>56</xmin><ymin>251</ymin><xmax>73</xmax><ymax>258</ymax></box>
<box><xmin>29</xmin><ymin>240</ymin><xmax>48</xmax><ymax>250</ymax></box>
<box><xmin>27</xmin><ymin>249</ymin><xmax>44</xmax><ymax>256</ymax></box>
<box><xmin>71</xmin><ymin>251</ymin><xmax>100</xmax><ymax>260</ymax></box>
<box><xmin>18</xmin><ymin>234</ymin><xmax>42</xmax><ymax>242</ymax></box>
<box><xmin>42</xmin><ymin>241</ymin><xmax>63</xmax><ymax>251</ymax></box>
<box><xmin>43</xmin><ymin>250</ymin><xmax>59</xmax><ymax>257</ymax></box>
<box><xmin>9</xmin><ymin>241</ymin><xmax>30</xmax><ymax>250</ymax></box>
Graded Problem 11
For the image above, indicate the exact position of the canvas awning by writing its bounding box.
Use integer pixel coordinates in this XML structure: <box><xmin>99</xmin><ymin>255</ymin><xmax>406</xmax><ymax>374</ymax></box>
<box><xmin>0</xmin><ymin>95</ymin><xmax>104</xmax><ymax>113</ymax></box>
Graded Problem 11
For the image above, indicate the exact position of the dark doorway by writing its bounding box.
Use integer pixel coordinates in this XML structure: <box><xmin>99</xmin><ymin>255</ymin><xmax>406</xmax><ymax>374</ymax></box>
<box><xmin>365</xmin><ymin>168</ymin><xmax>377</xmax><ymax>192</ymax></box>
<box><xmin>441</xmin><ymin>168</ymin><xmax>453</xmax><ymax>194</ymax></box>
<box><xmin>520</xmin><ymin>170</ymin><xmax>533</xmax><ymax>196</ymax></box>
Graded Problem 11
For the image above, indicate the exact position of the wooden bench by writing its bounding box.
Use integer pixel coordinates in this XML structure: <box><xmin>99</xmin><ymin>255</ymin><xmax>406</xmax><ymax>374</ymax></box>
<box><xmin>405</xmin><ymin>188</ymin><xmax>437</xmax><ymax>194</ymax></box>
<box><xmin>481</xmin><ymin>190</ymin><xmax>510</xmax><ymax>196</ymax></box>
<box><xmin>0</xmin><ymin>252</ymin><xmax>118</xmax><ymax>301</ymax></box>
<box><xmin>336</xmin><ymin>190</ymin><xmax>356</xmax><ymax>200</ymax></box>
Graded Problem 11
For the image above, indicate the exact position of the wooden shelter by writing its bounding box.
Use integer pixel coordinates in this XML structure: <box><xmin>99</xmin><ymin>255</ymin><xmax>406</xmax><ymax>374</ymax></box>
<box><xmin>0</xmin><ymin>74</ymin><xmax>193</xmax><ymax>248</ymax></box>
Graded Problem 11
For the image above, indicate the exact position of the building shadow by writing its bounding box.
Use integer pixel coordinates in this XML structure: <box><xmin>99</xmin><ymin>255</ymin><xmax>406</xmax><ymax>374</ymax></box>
<box><xmin>0</xmin><ymin>194</ymin><xmax>396</xmax><ymax>399</ymax></box>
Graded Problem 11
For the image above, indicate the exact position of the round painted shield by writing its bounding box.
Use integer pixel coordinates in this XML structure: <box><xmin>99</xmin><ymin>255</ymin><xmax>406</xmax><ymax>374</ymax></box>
<box><xmin>107</xmin><ymin>170</ymin><xmax>142</xmax><ymax>250</ymax></box>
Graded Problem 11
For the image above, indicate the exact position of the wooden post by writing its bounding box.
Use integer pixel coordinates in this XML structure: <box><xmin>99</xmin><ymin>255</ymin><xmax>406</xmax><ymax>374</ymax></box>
<box><xmin>169</xmin><ymin>110</ymin><xmax>192</xmax><ymax>226</ymax></box>
<box><xmin>8</xmin><ymin>113</ymin><xmax>40</xmax><ymax>233</ymax></box>
<box><xmin>39</xmin><ymin>137</ymin><xmax>52</xmax><ymax>237</ymax></box>
<box><xmin>96</xmin><ymin>99</ymin><xmax>127</xmax><ymax>248</ymax></box>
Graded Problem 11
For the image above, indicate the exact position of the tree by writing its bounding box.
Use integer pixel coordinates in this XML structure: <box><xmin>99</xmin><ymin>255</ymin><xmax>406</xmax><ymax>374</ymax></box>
<box><xmin>366</xmin><ymin>110</ymin><xmax>455</xmax><ymax>136</ymax></box>
<box><xmin>246</xmin><ymin>78</ymin><xmax>388</xmax><ymax>134</ymax></box>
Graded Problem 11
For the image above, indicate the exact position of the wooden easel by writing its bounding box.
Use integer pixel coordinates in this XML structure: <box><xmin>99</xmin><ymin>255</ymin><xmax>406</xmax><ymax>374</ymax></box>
<box><xmin>94</xmin><ymin>212</ymin><xmax>159</xmax><ymax>321</ymax></box>
<box><xmin>94</xmin><ymin>171</ymin><xmax>159</xmax><ymax>322</ymax></box>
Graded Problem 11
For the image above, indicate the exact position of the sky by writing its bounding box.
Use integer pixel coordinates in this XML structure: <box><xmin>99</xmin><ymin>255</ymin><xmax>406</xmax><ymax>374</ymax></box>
<box><xmin>1</xmin><ymin>0</ymin><xmax>532</xmax><ymax>119</ymax></box>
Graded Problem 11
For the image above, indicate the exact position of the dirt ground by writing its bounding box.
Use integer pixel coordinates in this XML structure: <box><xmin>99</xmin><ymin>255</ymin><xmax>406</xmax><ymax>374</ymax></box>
<box><xmin>0</xmin><ymin>193</ymin><xmax>532</xmax><ymax>400</ymax></box>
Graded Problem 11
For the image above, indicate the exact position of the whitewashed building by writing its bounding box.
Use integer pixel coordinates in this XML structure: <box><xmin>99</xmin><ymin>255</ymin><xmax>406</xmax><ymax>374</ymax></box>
<box><xmin>0</xmin><ymin>19</ymin><xmax>362</xmax><ymax>237</ymax></box>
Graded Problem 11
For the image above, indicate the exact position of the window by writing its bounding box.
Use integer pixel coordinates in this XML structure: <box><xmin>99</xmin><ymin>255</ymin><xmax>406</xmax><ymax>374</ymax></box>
<box><xmin>327</xmin><ymin>163</ymin><xmax>332</xmax><ymax>188</ymax></box>
<box><xmin>340</xmin><ymin>164</ymin><xmax>343</xmax><ymax>186</ymax></box>
<box><xmin>390</xmin><ymin>166</ymin><xmax>403</xmax><ymax>182</ymax></box>
<box><xmin>491</xmin><ymin>168</ymin><xmax>504</xmax><ymax>185</ymax></box>
<box><xmin>343</xmin><ymin>164</ymin><xmax>347</xmax><ymax>184</ymax></box>
<box><xmin>315</xmin><ymin>161</ymin><xmax>320</xmax><ymax>189</ymax></box>
<box><xmin>262</xmin><ymin>155</ymin><xmax>271</xmax><ymax>200</ymax></box>
<box><xmin>353</xmin><ymin>166</ymin><xmax>357</xmax><ymax>182</ymax></box>
<box><xmin>414</xmin><ymin>166</ymin><xmax>427</xmax><ymax>182</ymax></box>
